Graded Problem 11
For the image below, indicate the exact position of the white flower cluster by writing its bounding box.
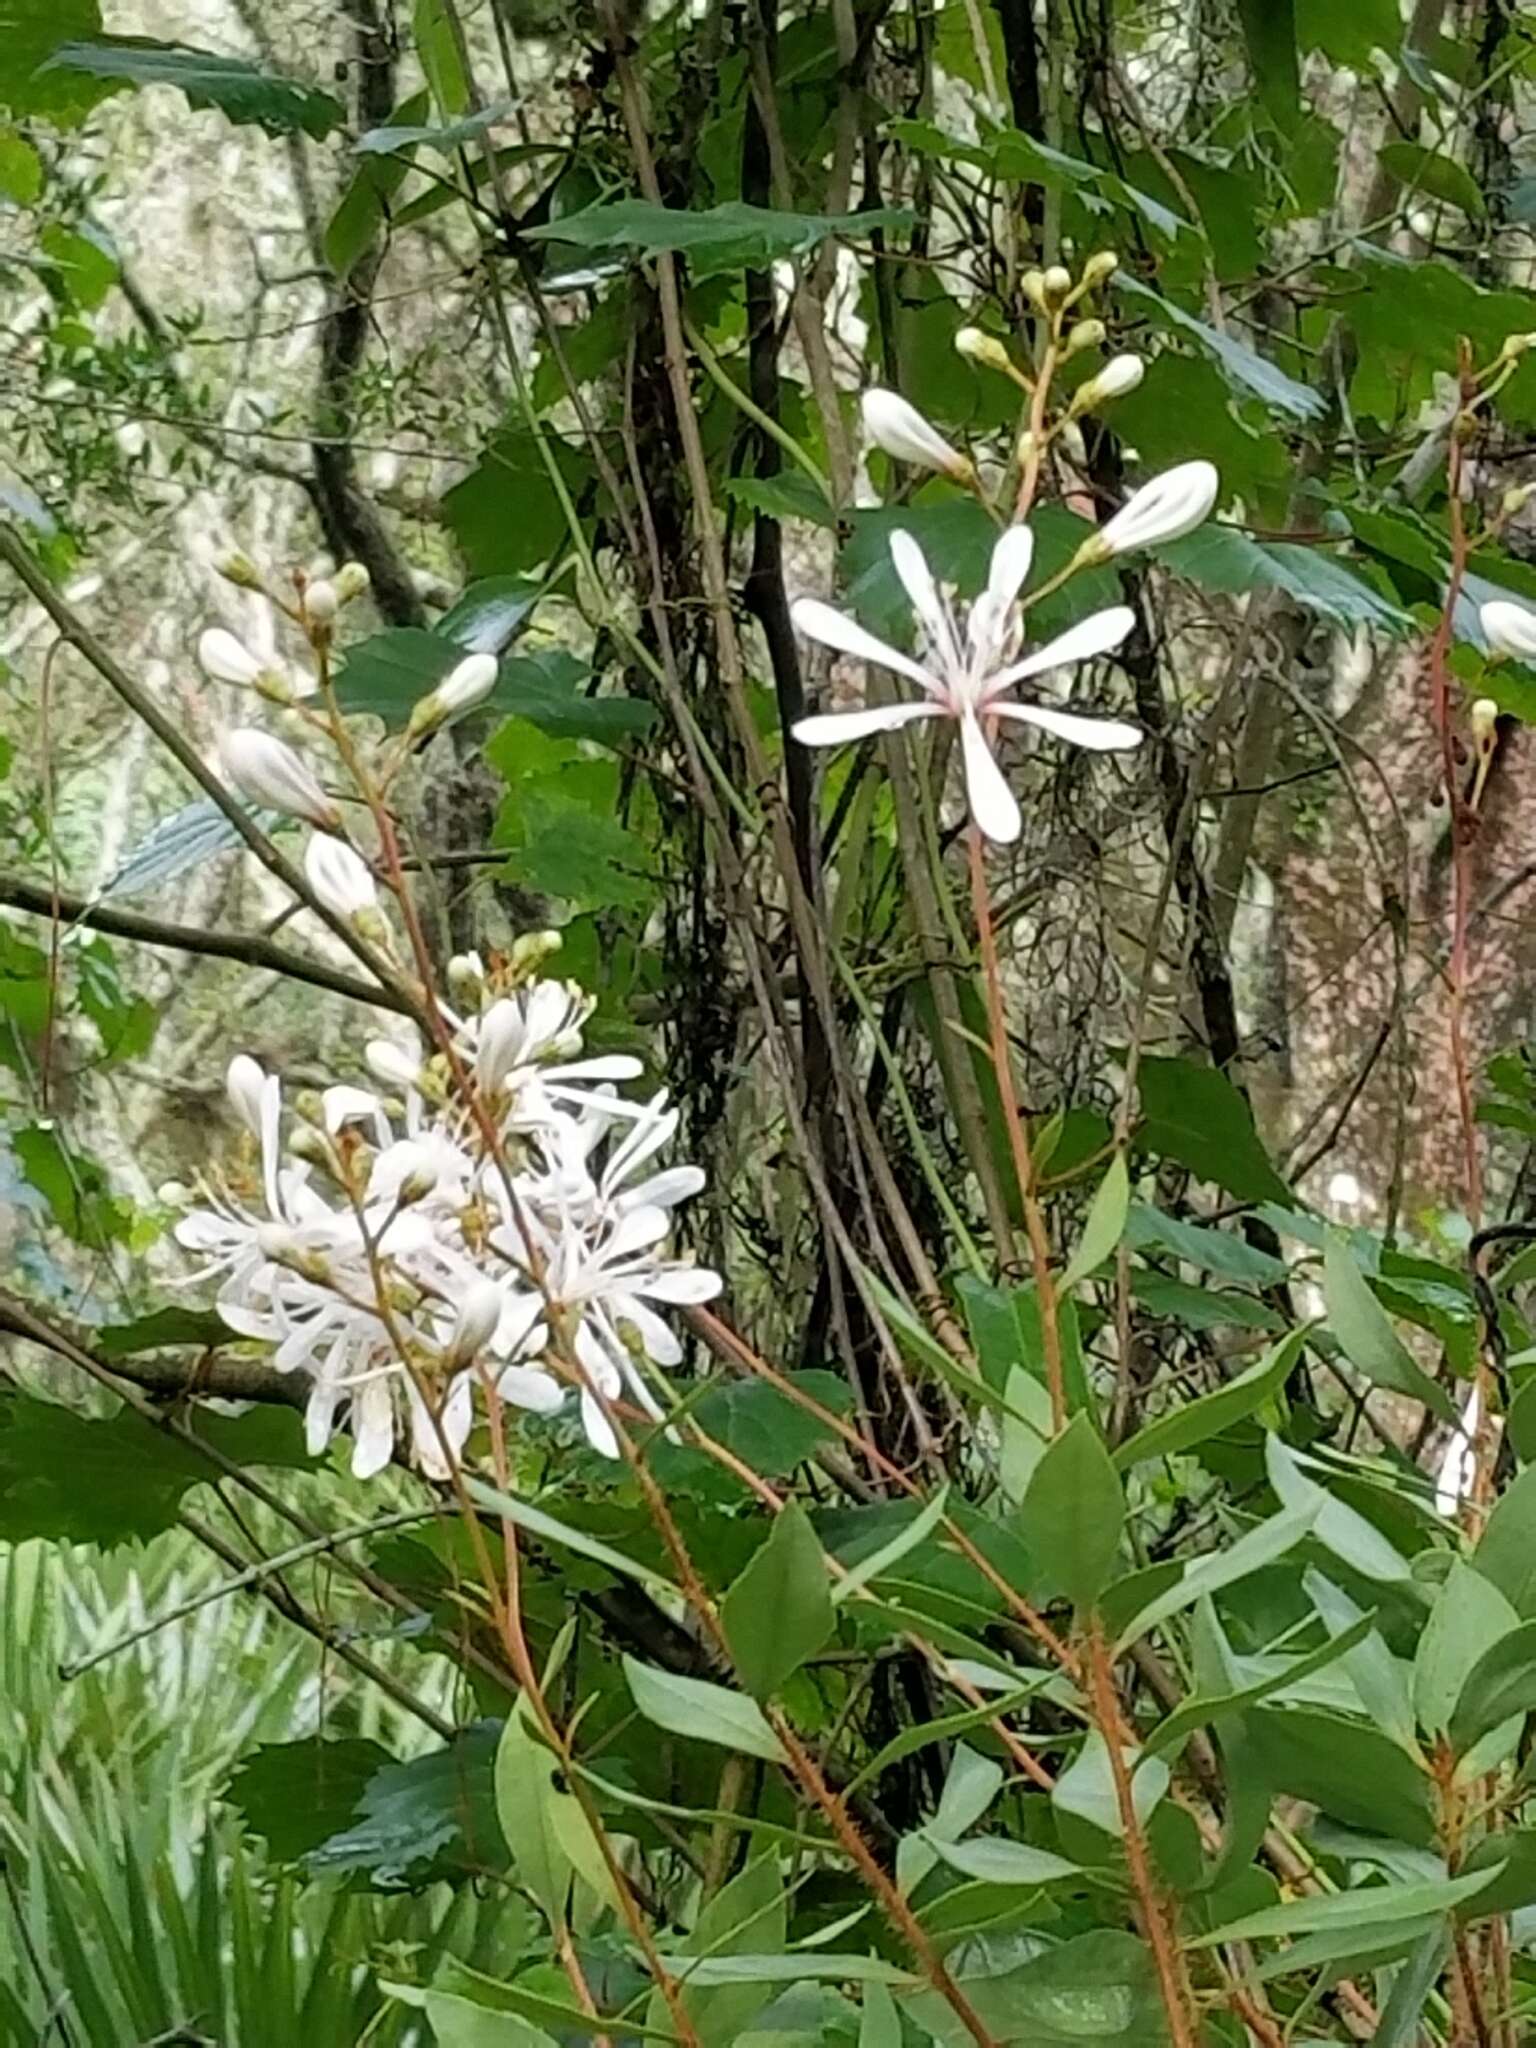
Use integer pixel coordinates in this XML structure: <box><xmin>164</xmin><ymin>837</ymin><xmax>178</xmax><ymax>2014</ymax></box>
<box><xmin>174</xmin><ymin>972</ymin><xmax>721</xmax><ymax>1480</ymax></box>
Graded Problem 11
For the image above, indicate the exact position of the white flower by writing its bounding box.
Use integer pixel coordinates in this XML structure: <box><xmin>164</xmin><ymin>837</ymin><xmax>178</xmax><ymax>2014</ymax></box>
<box><xmin>860</xmin><ymin>389</ymin><xmax>971</xmax><ymax>480</ymax></box>
<box><xmin>220</xmin><ymin>729</ymin><xmax>340</xmax><ymax>830</ymax></box>
<box><xmin>466</xmin><ymin>984</ymin><xmax>642</xmax><ymax>1113</ymax></box>
<box><xmin>1481</xmin><ymin>597</ymin><xmax>1536</xmax><ymax>661</ymax></box>
<box><xmin>365</xmin><ymin>1037</ymin><xmax>424</xmax><ymax>1091</ymax></box>
<box><xmin>1082</xmin><ymin>460</ymin><xmax>1220</xmax><ymax>561</ymax></box>
<box><xmin>791</xmin><ymin>525</ymin><xmax>1139</xmax><ymax>844</ymax></box>
<box><xmin>304</xmin><ymin>835</ymin><xmax>377</xmax><ymax>922</ymax></box>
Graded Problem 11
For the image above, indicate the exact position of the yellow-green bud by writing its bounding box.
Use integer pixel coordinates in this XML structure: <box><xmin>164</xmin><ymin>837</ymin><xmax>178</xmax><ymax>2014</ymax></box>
<box><xmin>1063</xmin><ymin>318</ymin><xmax>1107</xmax><ymax>358</ymax></box>
<box><xmin>1080</xmin><ymin>250</ymin><xmax>1120</xmax><ymax>289</ymax></box>
<box><xmin>1022</xmin><ymin>268</ymin><xmax>1047</xmax><ymax>312</ymax></box>
<box><xmin>510</xmin><ymin>929</ymin><xmax>563</xmax><ymax>972</ymax></box>
<box><xmin>1471</xmin><ymin>698</ymin><xmax>1500</xmax><ymax>745</ymax></box>
<box><xmin>954</xmin><ymin>326</ymin><xmax>1013</xmax><ymax>373</ymax></box>
<box><xmin>1042</xmin><ymin>265</ymin><xmax>1072</xmax><ymax>303</ymax></box>
<box><xmin>216</xmin><ymin>552</ymin><xmax>263</xmax><ymax>590</ymax></box>
<box><xmin>333</xmin><ymin>562</ymin><xmax>371</xmax><ymax>604</ymax></box>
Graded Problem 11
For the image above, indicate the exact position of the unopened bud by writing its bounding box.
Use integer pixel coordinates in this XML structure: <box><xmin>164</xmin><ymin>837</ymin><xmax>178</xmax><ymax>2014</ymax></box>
<box><xmin>304</xmin><ymin>833</ymin><xmax>378</xmax><ymax>923</ymax></box>
<box><xmin>198</xmin><ymin>628</ymin><xmax>264</xmax><ymax>688</ymax></box>
<box><xmin>287</xmin><ymin>1125</ymin><xmax>331</xmax><ymax>1168</ymax></box>
<box><xmin>1062</xmin><ymin>318</ymin><xmax>1107</xmax><ymax>358</ymax></box>
<box><xmin>443</xmin><ymin>1279</ymin><xmax>505</xmax><ymax>1368</ymax></box>
<box><xmin>406</xmin><ymin>653</ymin><xmax>499</xmax><ymax>739</ymax></box>
<box><xmin>333</xmin><ymin>562</ymin><xmax>371</xmax><ymax>604</ymax></box>
<box><xmin>1482</xmin><ymin>597</ymin><xmax>1536</xmax><ymax>662</ymax></box>
<box><xmin>1073</xmin><ymin>353</ymin><xmax>1145</xmax><ymax>413</ymax></box>
<box><xmin>954</xmin><ymin>326</ymin><xmax>1013</xmax><ymax>373</ymax></box>
<box><xmin>860</xmin><ymin>388</ymin><xmax>972</xmax><ymax>481</ymax></box>
<box><xmin>1080</xmin><ymin>250</ymin><xmax>1120</xmax><ymax>289</ymax></box>
<box><xmin>157</xmin><ymin>1179</ymin><xmax>191</xmax><ymax>1205</ymax></box>
<box><xmin>1022</xmin><ymin>268</ymin><xmax>1047</xmax><ymax>312</ymax></box>
<box><xmin>1501</xmin><ymin>332</ymin><xmax>1536</xmax><ymax>363</ymax></box>
<box><xmin>220</xmin><ymin>728</ymin><xmax>340</xmax><ymax>831</ymax></box>
<box><xmin>304</xmin><ymin>578</ymin><xmax>338</xmax><ymax>625</ymax></box>
<box><xmin>365</xmin><ymin>1038</ymin><xmax>424</xmax><ymax>1091</ymax></box>
<box><xmin>1015</xmin><ymin>428</ymin><xmax>1039</xmax><ymax>467</ymax></box>
<box><xmin>448</xmin><ymin>951</ymin><xmax>486</xmax><ymax>1000</ymax></box>
<box><xmin>1079</xmin><ymin>459</ymin><xmax>1220</xmax><ymax>563</ymax></box>
<box><xmin>1502</xmin><ymin>484</ymin><xmax>1536</xmax><ymax>519</ymax></box>
<box><xmin>216</xmin><ymin>552</ymin><xmax>263</xmax><ymax>590</ymax></box>
<box><xmin>510</xmin><ymin>929</ymin><xmax>563</xmax><ymax>972</ymax></box>
<box><xmin>1471</xmin><ymin>698</ymin><xmax>1500</xmax><ymax>745</ymax></box>
<box><xmin>1042</xmin><ymin>265</ymin><xmax>1072</xmax><ymax>303</ymax></box>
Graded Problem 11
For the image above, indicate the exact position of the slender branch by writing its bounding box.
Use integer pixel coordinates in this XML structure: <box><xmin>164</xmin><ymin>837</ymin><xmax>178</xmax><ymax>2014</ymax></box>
<box><xmin>0</xmin><ymin>873</ymin><xmax>410</xmax><ymax>1014</ymax></box>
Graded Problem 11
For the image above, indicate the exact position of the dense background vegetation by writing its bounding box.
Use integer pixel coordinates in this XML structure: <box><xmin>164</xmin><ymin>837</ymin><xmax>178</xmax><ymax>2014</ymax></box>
<box><xmin>8</xmin><ymin>1</ymin><xmax>1536</xmax><ymax>2041</ymax></box>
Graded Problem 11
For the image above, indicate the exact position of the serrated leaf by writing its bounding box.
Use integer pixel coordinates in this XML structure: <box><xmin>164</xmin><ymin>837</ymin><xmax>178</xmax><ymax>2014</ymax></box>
<box><xmin>43</xmin><ymin>38</ymin><xmax>344</xmax><ymax>137</ymax></box>
<box><xmin>522</xmin><ymin>199</ymin><xmax>914</xmax><ymax>283</ymax></box>
<box><xmin>1323</xmin><ymin>1229</ymin><xmax>1457</xmax><ymax>1423</ymax></box>
<box><xmin>304</xmin><ymin>1724</ymin><xmax>502</xmax><ymax>1881</ymax></box>
<box><xmin>1116</xmin><ymin>1326</ymin><xmax>1305</xmax><ymax>1471</ymax></box>
<box><xmin>622</xmin><ymin>1657</ymin><xmax>787</xmax><ymax>1763</ymax></box>
<box><xmin>224</xmin><ymin>1736</ymin><xmax>391</xmax><ymax>1866</ymax></box>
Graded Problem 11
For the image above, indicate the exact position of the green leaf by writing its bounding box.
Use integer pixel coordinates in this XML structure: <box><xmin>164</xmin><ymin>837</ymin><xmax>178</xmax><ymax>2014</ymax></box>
<box><xmin>0</xmin><ymin>1392</ymin><xmax>309</xmax><ymax>1548</ymax></box>
<box><xmin>1136</xmin><ymin>1055</ymin><xmax>1291</xmax><ymax>1203</ymax></box>
<box><xmin>1115</xmin><ymin>1326</ymin><xmax>1305</xmax><ymax>1471</ymax></box>
<box><xmin>1116</xmin><ymin>273</ymin><xmax>1325</xmax><ymax>420</ymax></box>
<box><xmin>522</xmin><ymin>199</ymin><xmax>914</xmax><ymax>283</ymax></box>
<box><xmin>650</xmin><ymin>1850</ymin><xmax>787</xmax><ymax>2042</ymax></box>
<box><xmin>1448</xmin><ymin>1620</ymin><xmax>1536</xmax><ymax>1757</ymax></box>
<box><xmin>1018</xmin><ymin>1414</ymin><xmax>1123</xmax><ymax>1612</ymax></box>
<box><xmin>903</xmin><ymin>1928</ymin><xmax>1160</xmax><ymax>2048</ymax></box>
<box><xmin>494</xmin><ymin>1699</ymin><xmax>616</xmax><ymax>1920</ymax></box>
<box><xmin>1295</xmin><ymin>0</ymin><xmax>1400</xmax><ymax>65</ymax></box>
<box><xmin>304</xmin><ymin>1724</ymin><xmax>504</xmax><ymax>1881</ymax></box>
<box><xmin>1246</xmin><ymin>1704</ymin><xmax>1435</xmax><ymax>1845</ymax></box>
<box><xmin>1155</xmin><ymin>526</ymin><xmax>1413</xmax><ymax>633</ymax></box>
<box><xmin>38</xmin><ymin>222</ymin><xmax>116</xmax><ymax>309</ymax></box>
<box><xmin>652</xmin><ymin>1954</ymin><xmax>912</xmax><ymax>1987</ymax></box>
<box><xmin>890</xmin><ymin>117</ymin><xmax>1185</xmax><ymax>240</ymax></box>
<box><xmin>1472</xmin><ymin>1464</ymin><xmax>1536</xmax><ymax>1614</ymax></box>
<box><xmin>223</xmin><ymin>1736</ymin><xmax>392</xmax><ymax>1867</ymax></box>
<box><xmin>14</xmin><ymin>1122</ymin><xmax>132</xmax><ymax>1245</ymax></box>
<box><xmin>440</xmin><ymin>426</ymin><xmax>591</xmax><ymax>578</ymax></box>
<box><xmin>464</xmin><ymin>1477</ymin><xmax>679</xmax><ymax>1595</ymax></box>
<box><xmin>0</xmin><ymin>130</ymin><xmax>41</xmax><ymax>203</ymax></box>
<box><xmin>927</xmin><ymin>1837</ymin><xmax>1088</xmax><ymax>1888</ymax></box>
<box><xmin>43</xmin><ymin>38</ymin><xmax>345</xmax><ymax>137</ymax></box>
<box><xmin>651</xmin><ymin>1372</ymin><xmax>852</xmax><ymax>1482</ymax></box>
<box><xmin>436</xmin><ymin>575</ymin><xmax>543</xmax><ymax>654</ymax></box>
<box><xmin>1413</xmin><ymin>1561</ymin><xmax>1518</xmax><ymax>1737</ymax></box>
<box><xmin>1000</xmin><ymin>1363</ymin><xmax>1053</xmax><ymax>1504</ymax></box>
<box><xmin>860</xmin><ymin>1982</ymin><xmax>901</xmax><ymax>2048</ymax></box>
<box><xmin>1145</xmin><ymin>1603</ymin><xmax>1375</xmax><ymax>1760</ymax></box>
<box><xmin>336</xmin><ymin>629</ymin><xmax>650</xmax><ymax>742</ymax></box>
<box><xmin>325</xmin><ymin>90</ymin><xmax>429</xmax><ymax>276</ymax></box>
<box><xmin>1265</xmin><ymin>1435</ymin><xmax>1417</xmax><ymax>1587</ymax></box>
<box><xmin>1190</xmin><ymin>1866</ymin><xmax>1498</xmax><ymax>1947</ymax></box>
<box><xmin>722</xmin><ymin>472</ymin><xmax>835</xmax><ymax>528</ymax></box>
<box><xmin>1113</xmin><ymin>1499</ymin><xmax>1320</xmax><ymax>1652</ymax></box>
<box><xmin>830</xmin><ymin>1486</ymin><xmax>949</xmax><ymax>1607</ymax></box>
<box><xmin>622</xmin><ymin>1657</ymin><xmax>787</xmax><ymax>1764</ymax></box>
<box><xmin>1060</xmin><ymin>1154</ymin><xmax>1129</xmax><ymax>1291</ymax></box>
<box><xmin>357</xmin><ymin>102</ymin><xmax>513</xmax><ymax>156</ymax></box>
<box><xmin>1235</xmin><ymin>0</ymin><xmax>1298</xmax><ymax>131</ymax></box>
<box><xmin>722</xmin><ymin>1502</ymin><xmax>835</xmax><ymax>1699</ymax></box>
<box><xmin>413</xmin><ymin>0</ymin><xmax>469</xmax><ymax>117</ymax></box>
<box><xmin>1377</xmin><ymin>142</ymin><xmax>1485</xmax><ymax>218</ymax></box>
<box><xmin>95</xmin><ymin>1305</ymin><xmax>232</xmax><ymax>1356</ymax></box>
<box><xmin>1124</xmin><ymin>1203</ymin><xmax>1288</xmax><ymax>1284</ymax></box>
<box><xmin>1370</xmin><ymin>1926</ymin><xmax>1451</xmax><ymax>2048</ymax></box>
<box><xmin>1305</xmin><ymin>1570</ymin><xmax>1417</xmax><ymax>1748</ymax></box>
<box><xmin>0</xmin><ymin>0</ymin><xmax>114</xmax><ymax>121</ymax></box>
<box><xmin>1323</xmin><ymin>1229</ymin><xmax>1458</xmax><ymax>1423</ymax></box>
<box><xmin>1053</xmin><ymin>1729</ymin><xmax>1168</xmax><ymax>1840</ymax></box>
<box><xmin>420</xmin><ymin>1990</ymin><xmax>558</xmax><ymax>2047</ymax></box>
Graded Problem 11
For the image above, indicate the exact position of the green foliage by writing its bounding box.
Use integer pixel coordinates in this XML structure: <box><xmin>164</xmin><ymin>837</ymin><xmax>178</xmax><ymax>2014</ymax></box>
<box><xmin>43</xmin><ymin>38</ymin><xmax>346</xmax><ymax>136</ymax></box>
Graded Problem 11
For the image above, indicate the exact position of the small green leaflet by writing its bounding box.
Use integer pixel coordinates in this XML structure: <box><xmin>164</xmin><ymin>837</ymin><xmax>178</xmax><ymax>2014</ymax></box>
<box><xmin>622</xmin><ymin>1657</ymin><xmax>787</xmax><ymax>1764</ymax></box>
<box><xmin>1189</xmin><ymin>1866</ymin><xmax>1501</xmax><ymax>1948</ymax></box>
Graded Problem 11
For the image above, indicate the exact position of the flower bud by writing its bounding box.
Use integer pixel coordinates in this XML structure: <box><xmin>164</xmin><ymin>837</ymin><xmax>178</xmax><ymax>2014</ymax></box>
<box><xmin>219</xmin><ymin>728</ymin><xmax>341</xmax><ymax>830</ymax></box>
<box><xmin>157</xmin><ymin>1179</ymin><xmax>191</xmax><ymax>1205</ymax></box>
<box><xmin>365</xmin><ymin>1037</ymin><xmax>424</xmax><ymax>1091</ymax></box>
<box><xmin>321</xmin><ymin>1083</ymin><xmax>381</xmax><ymax>1135</ymax></box>
<box><xmin>1481</xmin><ymin>597</ymin><xmax>1536</xmax><ymax>661</ymax></box>
<box><xmin>1015</xmin><ymin>428</ymin><xmax>1038</xmax><ymax>466</ymax></box>
<box><xmin>1072</xmin><ymin>353</ymin><xmax>1145</xmax><ymax>413</ymax></box>
<box><xmin>198</xmin><ymin>628</ymin><xmax>264</xmax><ymax>687</ymax></box>
<box><xmin>859</xmin><ymin>389</ymin><xmax>971</xmax><ymax>481</ymax></box>
<box><xmin>1502</xmin><ymin>484</ymin><xmax>1536</xmax><ymax>519</ymax></box>
<box><xmin>510</xmin><ymin>929</ymin><xmax>562</xmax><ymax>973</ymax></box>
<box><xmin>1022</xmin><ymin>269</ymin><xmax>1047</xmax><ymax>311</ymax></box>
<box><xmin>442</xmin><ymin>1279</ymin><xmax>505</xmax><ymax>1368</ymax></box>
<box><xmin>954</xmin><ymin>326</ymin><xmax>1013</xmax><ymax>373</ymax></box>
<box><xmin>405</xmin><ymin>653</ymin><xmax>499</xmax><ymax>740</ymax></box>
<box><xmin>1042</xmin><ymin>264</ymin><xmax>1072</xmax><ymax>303</ymax></box>
<box><xmin>1080</xmin><ymin>250</ymin><xmax>1120</xmax><ymax>289</ymax></box>
<box><xmin>1471</xmin><ymin>698</ymin><xmax>1500</xmax><ymax>745</ymax></box>
<box><xmin>304</xmin><ymin>578</ymin><xmax>338</xmax><ymax>625</ymax></box>
<box><xmin>216</xmin><ymin>552</ymin><xmax>263</xmax><ymax>590</ymax></box>
<box><xmin>226</xmin><ymin>1053</ymin><xmax>270</xmax><ymax>1137</ymax></box>
<box><xmin>1062</xmin><ymin>318</ymin><xmax>1107</xmax><ymax>358</ymax></box>
<box><xmin>1499</xmin><ymin>332</ymin><xmax>1536</xmax><ymax>363</ymax></box>
<box><xmin>448</xmin><ymin>951</ymin><xmax>486</xmax><ymax>1000</ymax></box>
<box><xmin>303</xmin><ymin>833</ymin><xmax>378</xmax><ymax>922</ymax></box>
<box><xmin>1080</xmin><ymin>459</ymin><xmax>1220</xmax><ymax>562</ymax></box>
<box><xmin>333</xmin><ymin>562</ymin><xmax>371</xmax><ymax>604</ymax></box>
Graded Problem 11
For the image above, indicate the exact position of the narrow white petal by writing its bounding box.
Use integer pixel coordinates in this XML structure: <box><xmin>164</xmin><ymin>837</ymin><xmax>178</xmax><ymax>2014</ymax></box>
<box><xmin>889</xmin><ymin>530</ymin><xmax>961</xmax><ymax>672</ymax></box>
<box><xmin>992</xmin><ymin>703</ymin><xmax>1143</xmax><ymax>751</ymax></box>
<box><xmin>988</xmin><ymin>605</ymin><xmax>1136</xmax><ymax>688</ymax></box>
<box><xmin>497</xmin><ymin>1364</ymin><xmax>566</xmax><ymax>1416</ymax></box>
<box><xmin>790</xmin><ymin>598</ymin><xmax>939</xmax><ymax>692</ymax></box>
<box><xmin>986</xmin><ymin>524</ymin><xmax>1036</xmax><ymax>614</ymax></box>
<box><xmin>637</xmin><ymin>1265</ymin><xmax>725</xmax><ymax>1305</ymax></box>
<box><xmin>792</xmin><ymin>703</ymin><xmax>942</xmax><ymax>746</ymax></box>
<box><xmin>580</xmin><ymin>1387</ymin><xmax>621</xmax><ymax>1459</ymax></box>
<box><xmin>959</xmin><ymin>712</ymin><xmax>1021</xmax><ymax>844</ymax></box>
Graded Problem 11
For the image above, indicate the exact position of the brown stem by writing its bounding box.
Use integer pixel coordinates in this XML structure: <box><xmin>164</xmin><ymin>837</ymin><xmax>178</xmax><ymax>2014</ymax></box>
<box><xmin>1083</xmin><ymin>1625</ymin><xmax>1199</xmax><ymax>2048</ymax></box>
